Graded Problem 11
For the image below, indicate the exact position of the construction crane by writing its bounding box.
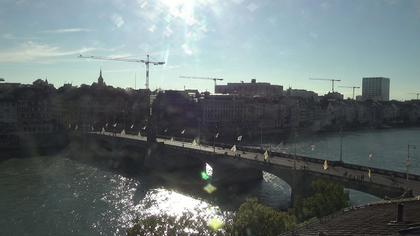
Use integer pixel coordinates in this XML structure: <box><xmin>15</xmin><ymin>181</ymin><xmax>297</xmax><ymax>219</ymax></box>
<box><xmin>409</xmin><ymin>92</ymin><xmax>420</xmax><ymax>100</ymax></box>
<box><xmin>339</xmin><ymin>86</ymin><xmax>360</xmax><ymax>100</ymax></box>
<box><xmin>309</xmin><ymin>78</ymin><xmax>341</xmax><ymax>92</ymax></box>
<box><xmin>179</xmin><ymin>76</ymin><xmax>223</xmax><ymax>92</ymax></box>
<box><xmin>79</xmin><ymin>54</ymin><xmax>165</xmax><ymax>90</ymax></box>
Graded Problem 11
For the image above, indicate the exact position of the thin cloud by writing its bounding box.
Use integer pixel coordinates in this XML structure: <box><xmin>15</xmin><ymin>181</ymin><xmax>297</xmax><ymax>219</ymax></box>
<box><xmin>0</xmin><ymin>41</ymin><xmax>95</xmax><ymax>63</ymax></box>
<box><xmin>2</xmin><ymin>33</ymin><xmax>39</xmax><ymax>40</ymax></box>
<box><xmin>111</xmin><ymin>14</ymin><xmax>125</xmax><ymax>28</ymax></box>
<box><xmin>42</xmin><ymin>28</ymin><xmax>92</xmax><ymax>33</ymax></box>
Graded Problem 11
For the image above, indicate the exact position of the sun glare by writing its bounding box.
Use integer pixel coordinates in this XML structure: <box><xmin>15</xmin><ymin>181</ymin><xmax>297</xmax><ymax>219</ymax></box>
<box><xmin>159</xmin><ymin>0</ymin><xmax>198</xmax><ymax>26</ymax></box>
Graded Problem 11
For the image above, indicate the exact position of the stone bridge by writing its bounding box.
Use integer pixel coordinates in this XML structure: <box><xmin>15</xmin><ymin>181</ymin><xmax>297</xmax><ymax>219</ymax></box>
<box><xmin>74</xmin><ymin>132</ymin><xmax>420</xmax><ymax>202</ymax></box>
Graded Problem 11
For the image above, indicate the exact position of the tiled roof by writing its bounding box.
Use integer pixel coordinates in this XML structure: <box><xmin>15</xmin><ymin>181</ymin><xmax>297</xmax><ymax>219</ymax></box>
<box><xmin>283</xmin><ymin>198</ymin><xmax>420</xmax><ymax>236</ymax></box>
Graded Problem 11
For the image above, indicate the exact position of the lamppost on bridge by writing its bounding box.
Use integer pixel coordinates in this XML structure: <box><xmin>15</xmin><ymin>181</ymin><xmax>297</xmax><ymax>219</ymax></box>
<box><xmin>213</xmin><ymin>132</ymin><xmax>219</xmax><ymax>153</ymax></box>
<box><xmin>406</xmin><ymin>144</ymin><xmax>416</xmax><ymax>181</ymax></box>
<box><xmin>259</xmin><ymin>123</ymin><xmax>263</xmax><ymax>150</ymax></box>
<box><xmin>292</xmin><ymin>128</ymin><xmax>297</xmax><ymax>171</ymax></box>
<box><xmin>339</xmin><ymin>128</ymin><xmax>344</xmax><ymax>163</ymax></box>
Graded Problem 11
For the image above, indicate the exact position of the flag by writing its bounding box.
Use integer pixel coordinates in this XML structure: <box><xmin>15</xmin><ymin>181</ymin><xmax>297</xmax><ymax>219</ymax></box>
<box><xmin>215</xmin><ymin>133</ymin><xmax>219</xmax><ymax>138</ymax></box>
<box><xmin>121</xmin><ymin>129</ymin><xmax>125</xmax><ymax>135</ymax></box>
<box><xmin>206</xmin><ymin>163</ymin><xmax>213</xmax><ymax>177</ymax></box>
<box><xmin>368</xmin><ymin>169</ymin><xmax>372</xmax><ymax>179</ymax></box>
<box><xmin>323</xmin><ymin>160</ymin><xmax>328</xmax><ymax>170</ymax></box>
<box><xmin>237</xmin><ymin>135</ymin><xmax>242</xmax><ymax>141</ymax></box>
<box><xmin>406</xmin><ymin>159</ymin><xmax>411</xmax><ymax>167</ymax></box>
<box><xmin>113</xmin><ymin>123</ymin><xmax>117</xmax><ymax>127</ymax></box>
<box><xmin>231</xmin><ymin>145</ymin><xmax>237</xmax><ymax>153</ymax></box>
<box><xmin>181</xmin><ymin>129</ymin><xmax>185</xmax><ymax>135</ymax></box>
<box><xmin>130</xmin><ymin>124</ymin><xmax>134</xmax><ymax>129</ymax></box>
<box><xmin>264</xmin><ymin>150</ymin><xmax>269</xmax><ymax>161</ymax></box>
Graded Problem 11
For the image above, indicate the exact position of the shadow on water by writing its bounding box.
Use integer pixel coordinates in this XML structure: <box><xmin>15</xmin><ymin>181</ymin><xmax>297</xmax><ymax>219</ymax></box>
<box><xmin>59</xmin><ymin>139</ymin><xmax>292</xmax><ymax>211</ymax></box>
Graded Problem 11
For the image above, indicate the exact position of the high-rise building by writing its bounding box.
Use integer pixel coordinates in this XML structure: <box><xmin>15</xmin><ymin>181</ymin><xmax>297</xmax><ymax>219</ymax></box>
<box><xmin>362</xmin><ymin>77</ymin><xmax>390</xmax><ymax>101</ymax></box>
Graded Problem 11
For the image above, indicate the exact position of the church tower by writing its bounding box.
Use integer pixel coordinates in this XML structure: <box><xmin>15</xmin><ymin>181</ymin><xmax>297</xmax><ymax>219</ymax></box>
<box><xmin>98</xmin><ymin>69</ymin><xmax>105</xmax><ymax>86</ymax></box>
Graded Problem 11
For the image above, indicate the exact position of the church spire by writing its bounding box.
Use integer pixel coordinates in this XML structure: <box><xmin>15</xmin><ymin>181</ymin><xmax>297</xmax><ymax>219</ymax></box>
<box><xmin>98</xmin><ymin>68</ymin><xmax>105</xmax><ymax>86</ymax></box>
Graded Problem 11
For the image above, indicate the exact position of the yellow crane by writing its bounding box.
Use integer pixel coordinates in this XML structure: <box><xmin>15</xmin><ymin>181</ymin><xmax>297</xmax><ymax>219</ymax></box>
<box><xmin>179</xmin><ymin>76</ymin><xmax>224</xmax><ymax>93</ymax></box>
<box><xmin>309</xmin><ymin>78</ymin><xmax>341</xmax><ymax>92</ymax></box>
<box><xmin>79</xmin><ymin>54</ymin><xmax>165</xmax><ymax>90</ymax></box>
<box><xmin>339</xmin><ymin>86</ymin><xmax>360</xmax><ymax>99</ymax></box>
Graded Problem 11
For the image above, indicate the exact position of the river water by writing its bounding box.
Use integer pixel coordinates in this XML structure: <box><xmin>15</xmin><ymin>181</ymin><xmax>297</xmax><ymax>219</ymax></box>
<box><xmin>1</xmin><ymin>128</ymin><xmax>419</xmax><ymax>235</ymax></box>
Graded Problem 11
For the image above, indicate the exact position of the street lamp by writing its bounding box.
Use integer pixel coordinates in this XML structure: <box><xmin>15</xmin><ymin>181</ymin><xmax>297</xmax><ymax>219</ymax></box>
<box><xmin>292</xmin><ymin>129</ymin><xmax>297</xmax><ymax>170</ymax></box>
<box><xmin>339</xmin><ymin>128</ymin><xmax>344</xmax><ymax>163</ymax></box>
<box><xmin>407</xmin><ymin>144</ymin><xmax>416</xmax><ymax>181</ymax></box>
<box><xmin>259</xmin><ymin>123</ymin><xmax>263</xmax><ymax>150</ymax></box>
<box><xmin>213</xmin><ymin>132</ymin><xmax>219</xmax><ymax>153</ymax></box>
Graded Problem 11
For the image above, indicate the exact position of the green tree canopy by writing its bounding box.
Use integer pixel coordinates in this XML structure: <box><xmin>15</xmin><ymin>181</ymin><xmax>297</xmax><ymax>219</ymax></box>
<box><xmin>295</xmin><ymin>179</ymin><xmax>350</xmax><ymax>221</ymax></box>
<box><xmin>226</xmin><ymin>198</ymin><xmax>295</xmax><ymax>236</ymax></box>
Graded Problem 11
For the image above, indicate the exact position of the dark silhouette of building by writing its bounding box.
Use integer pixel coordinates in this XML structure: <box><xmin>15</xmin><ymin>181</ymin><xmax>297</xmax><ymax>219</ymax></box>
<box><xmin>215</xmin><ymin>79</ymin><xmax>283</xmax><ymax>97</ymax></box>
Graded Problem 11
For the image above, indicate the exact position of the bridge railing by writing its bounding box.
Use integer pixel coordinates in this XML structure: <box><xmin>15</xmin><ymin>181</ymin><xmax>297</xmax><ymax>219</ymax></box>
<box><xmin>241</xmin><ymin>145</ymin><xmax>420</xmax><ymax>181</ymax></box>
<box><xmin>92</xmin><ymin>132</ymin><xmax>420</xmax><ymax>181</ymax></box>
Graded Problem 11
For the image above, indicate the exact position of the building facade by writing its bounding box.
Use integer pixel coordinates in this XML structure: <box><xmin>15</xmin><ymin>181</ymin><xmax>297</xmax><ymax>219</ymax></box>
<box><xmin>362</xmin><ymin>77</ymin><xmax>390</xmax><ymax>101</ymax></box>
<box><xmin>215</xmin><ymin>79</ymin><xmax>283</xmax><ymax>97</ymax></box>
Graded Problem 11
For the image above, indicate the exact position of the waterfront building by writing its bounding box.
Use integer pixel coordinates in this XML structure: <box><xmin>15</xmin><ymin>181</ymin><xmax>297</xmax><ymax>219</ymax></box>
<box><xmin>200</xmin><ymin>94</ymin><xmax>295</xmax><ymax>137</ymax></box>
<box><xmin>362</xmin><ymin>77</ymin><xmax>390</xmax><ymax>101</ymax></box>
<box><xmin>285</xmin><ymin>88</ymin><xmax>319</xmax><ymax>101</ymax></box>
<box><xmin>0</xmin><ymin>99</ymin><xmax>17</xmax><ymax>125</ymax></box>
<box><xmin>152</xmin><ymin>90</ymin><xmax>200</xmax><ymax>135</ymax></box>
<box><xmin>215</xmin><ymin>79</ymin><xmax>283</xmax><ymax>98</ymax></box>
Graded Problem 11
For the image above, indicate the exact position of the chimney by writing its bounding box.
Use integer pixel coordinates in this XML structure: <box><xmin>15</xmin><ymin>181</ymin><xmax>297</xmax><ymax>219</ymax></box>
<box><xmin>396</xmin><ymin>203</ymin><xmax>404</xmax><ymax>223</ymax></box>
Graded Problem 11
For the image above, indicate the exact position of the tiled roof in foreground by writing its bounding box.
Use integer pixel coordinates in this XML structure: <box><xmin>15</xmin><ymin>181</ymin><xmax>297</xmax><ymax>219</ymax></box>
<box><xmin>283</xmin><ymin>198</ymin><xmax>420</xmax><ymax>236</ymax></box>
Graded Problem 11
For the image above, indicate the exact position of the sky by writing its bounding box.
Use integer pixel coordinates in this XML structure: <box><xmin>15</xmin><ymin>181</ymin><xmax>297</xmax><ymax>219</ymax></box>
<box><xmin>0</xmin><ymin>0</ymin><xmax>420</xmax><ymax>100</ymax></box>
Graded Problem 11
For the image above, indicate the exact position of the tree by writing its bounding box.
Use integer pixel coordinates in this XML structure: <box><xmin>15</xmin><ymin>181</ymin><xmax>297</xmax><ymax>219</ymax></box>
<box><xmin>226</xmin><ymin>198</ymin><xmax>295</xmax><ymax>236</ymax></box>
<box><xmin>294</xmin><ymin>179</ymin><xmax>349</xmax><ymax>221</ymax></box>
<box><xmin>127</xmin><ymin>213</ymin><xmax>224</xmax><ymax>236</ymax></box>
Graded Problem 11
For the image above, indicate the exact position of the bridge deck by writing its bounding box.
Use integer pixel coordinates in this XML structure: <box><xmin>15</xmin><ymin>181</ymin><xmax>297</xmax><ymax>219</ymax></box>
<box><xmin>90</xmin><ymin>132</ymin><xmax>420</xmax><ymax>196</ymax></box>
